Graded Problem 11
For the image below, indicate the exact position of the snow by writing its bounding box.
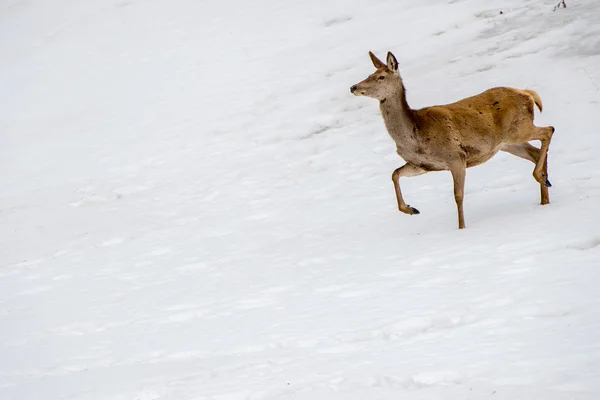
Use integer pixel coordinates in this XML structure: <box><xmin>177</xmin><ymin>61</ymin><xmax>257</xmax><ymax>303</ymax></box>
<box><xmin>1</xmin><ymin>0</ymin><xmax>600</xmax><ymax>399</ymax></box>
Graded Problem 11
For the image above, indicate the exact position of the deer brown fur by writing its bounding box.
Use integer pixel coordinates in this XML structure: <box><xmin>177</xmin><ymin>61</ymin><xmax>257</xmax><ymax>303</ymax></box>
<box><xmin>350</xmin><ymin>51</ymin><xmax>554</xmax><ymax>229</ymax></box>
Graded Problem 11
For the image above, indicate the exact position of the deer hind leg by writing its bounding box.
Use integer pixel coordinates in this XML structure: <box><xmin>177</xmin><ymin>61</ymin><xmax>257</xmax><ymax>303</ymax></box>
<box><xmin>529</xmin><ymin>126</ymin><xmax>554</xmax><ymax>188</ymax></box>
<box><xmin>500</xmin><ymin>142</ymin><xmax>550</xmax><ymax>205</ymax></box>
<box><xmin>391</xmin><ymin>163</ymin><xmax>427</xmax><ymax>215</ymax></box>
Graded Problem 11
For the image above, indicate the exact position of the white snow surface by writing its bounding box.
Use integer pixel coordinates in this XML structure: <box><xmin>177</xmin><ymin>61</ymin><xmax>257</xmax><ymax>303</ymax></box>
<box><xmin>2</xmin><ymin>0</ymin><xmax>600</xmax><ymax>399</ymax></box>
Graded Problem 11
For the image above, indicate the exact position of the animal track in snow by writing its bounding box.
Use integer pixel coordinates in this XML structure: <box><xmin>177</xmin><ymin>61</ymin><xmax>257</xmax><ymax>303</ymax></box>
<box><xmin>516</xmin><ymin>304</ymin><xmax>574</xmax><ymax>319</ymax></box>
<box><xmin>216</xmin><ymin>313</ymin><xmax>478</xmax><ymax>357</ymax></box>
<box><xmin>566</xmin><ymin>237</ymin><xmax>600</xmax><ymax>251</ymax></box>
<box><xmin>331</xmin><ymin>314</ymin><xmax>479</xmax><ymax>345</ymax></box>
<box><xmin>327</xmin><ymin>369</ymin><xmax>464</xmax><ymax>393</ymax></box>
<box><xmin>566</xmin><ymin>155</ymin><xmax>595</xmax><ymax>166</ymax></box>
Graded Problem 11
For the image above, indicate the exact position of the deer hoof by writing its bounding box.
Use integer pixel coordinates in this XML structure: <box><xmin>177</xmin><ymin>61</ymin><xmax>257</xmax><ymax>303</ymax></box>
<box><xmin>399</xmin><ymin>205</ymin><xmax>420</xmax><ymax>215</ymax></box>
<box><xmin>408</xmin><ymin>206</ymin><xmax>420</xmax><ymax>215</ymax></box>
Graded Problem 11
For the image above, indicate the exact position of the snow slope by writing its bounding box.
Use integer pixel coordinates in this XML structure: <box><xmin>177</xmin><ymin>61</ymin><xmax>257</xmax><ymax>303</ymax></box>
<box><xmin>1</xmin><ymin>0</ymin><xmax>600</xmax><ymax>398</ymax></box>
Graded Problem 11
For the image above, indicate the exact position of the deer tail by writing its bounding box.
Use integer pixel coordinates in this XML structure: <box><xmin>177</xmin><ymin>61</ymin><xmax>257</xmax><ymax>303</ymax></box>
<box><xmin>521</xmin><ymin>89</ymin><xmax>543</xmax><ymax>112</ymax></box>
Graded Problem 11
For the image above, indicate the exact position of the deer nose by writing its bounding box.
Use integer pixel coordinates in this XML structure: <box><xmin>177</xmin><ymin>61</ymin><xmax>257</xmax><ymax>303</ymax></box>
<box><xmin>350</xmin><ymin>85</ymin><xmax>357</xmax><ymax>93</ymax></box>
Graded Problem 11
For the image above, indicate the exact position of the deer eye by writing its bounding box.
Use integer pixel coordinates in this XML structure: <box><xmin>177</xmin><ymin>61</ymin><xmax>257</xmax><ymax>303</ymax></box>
<box><xmin>378</xmin><ymin>76</ymin><xmax>385</xmax><ymax>80</ymax></box>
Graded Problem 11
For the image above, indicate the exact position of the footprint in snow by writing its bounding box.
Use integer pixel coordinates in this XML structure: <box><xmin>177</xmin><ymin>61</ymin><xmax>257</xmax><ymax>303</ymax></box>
<box><xmin>566</xmin><ymin>237</ymin><xmax>600</xmax><ymax>251</ymax></box>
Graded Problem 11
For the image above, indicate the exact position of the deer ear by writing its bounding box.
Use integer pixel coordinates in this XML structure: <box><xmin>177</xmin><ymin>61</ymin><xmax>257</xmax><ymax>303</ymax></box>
<box><xmin>369</xmin><ymin>51</ymin><xmax>386</xmax><ymax>69</ymax></box>
<box><xmin>387</xmin><ymin>52</ymin><xmax>399</xmax><ymax>72</ymax></box>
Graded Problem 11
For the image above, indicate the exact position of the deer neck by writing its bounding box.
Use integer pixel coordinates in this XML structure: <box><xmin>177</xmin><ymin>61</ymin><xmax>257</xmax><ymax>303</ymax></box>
<box><xmin>379</xmin><ymin>84</ymin><xmax>417</xmax><ymax>145</ymax></box>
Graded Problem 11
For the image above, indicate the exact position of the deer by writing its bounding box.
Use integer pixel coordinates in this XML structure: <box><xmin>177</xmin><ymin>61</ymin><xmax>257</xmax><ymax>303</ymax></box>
<box><xmin>350</xmin><ymin>51</ymin><xmax>555</xmax><ymax>229</ymax></box>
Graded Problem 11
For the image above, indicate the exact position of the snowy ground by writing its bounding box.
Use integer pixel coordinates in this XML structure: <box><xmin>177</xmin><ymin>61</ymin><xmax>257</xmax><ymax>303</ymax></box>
<box><xmin>2</xmin><ymin>0</ymin><xmax>600</xmax><ymax>399</ymax></box>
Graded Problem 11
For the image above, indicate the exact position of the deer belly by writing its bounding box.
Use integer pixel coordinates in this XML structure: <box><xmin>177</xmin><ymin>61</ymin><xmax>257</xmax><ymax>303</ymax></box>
<box><xmin>397</xmin><ymin>148</ymin><xmax>447</xmax><ymax>171</ymax></box>
<box><xmin>463</xmin><ymin>144</ymin><xmax>498</xmax><ymax>167</ymax></box>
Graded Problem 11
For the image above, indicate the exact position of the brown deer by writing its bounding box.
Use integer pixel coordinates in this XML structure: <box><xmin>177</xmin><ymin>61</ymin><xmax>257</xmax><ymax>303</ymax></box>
<box><xmin>350</xmin><ymin>51</ymin><xmax>554</xmax><ymax>229</ymax></box>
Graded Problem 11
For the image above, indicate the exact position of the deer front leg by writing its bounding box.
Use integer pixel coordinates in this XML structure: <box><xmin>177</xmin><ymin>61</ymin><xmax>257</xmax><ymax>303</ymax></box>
<box><xmin>450</xmin><ymin>163</ymin><xmax>467</xmax><ymax>229</ymax></box>
<box><xmin>391</xmin><ymin>163</ymin><xmax>427</xmax><ymax>215</ymax></box>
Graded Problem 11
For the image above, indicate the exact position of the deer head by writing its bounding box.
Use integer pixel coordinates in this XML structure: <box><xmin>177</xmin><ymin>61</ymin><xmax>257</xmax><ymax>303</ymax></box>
<box><xmin>350</xmin><ymin>51</ymin><xmax>402</xmax><ymax>101</ymax></box>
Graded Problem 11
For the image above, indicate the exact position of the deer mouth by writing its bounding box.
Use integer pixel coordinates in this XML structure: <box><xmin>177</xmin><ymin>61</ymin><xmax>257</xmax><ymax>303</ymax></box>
<box><xmin>350</xmin><ymin>85</ymin><xmax>366</xmax><ymax>96</ymax></box>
